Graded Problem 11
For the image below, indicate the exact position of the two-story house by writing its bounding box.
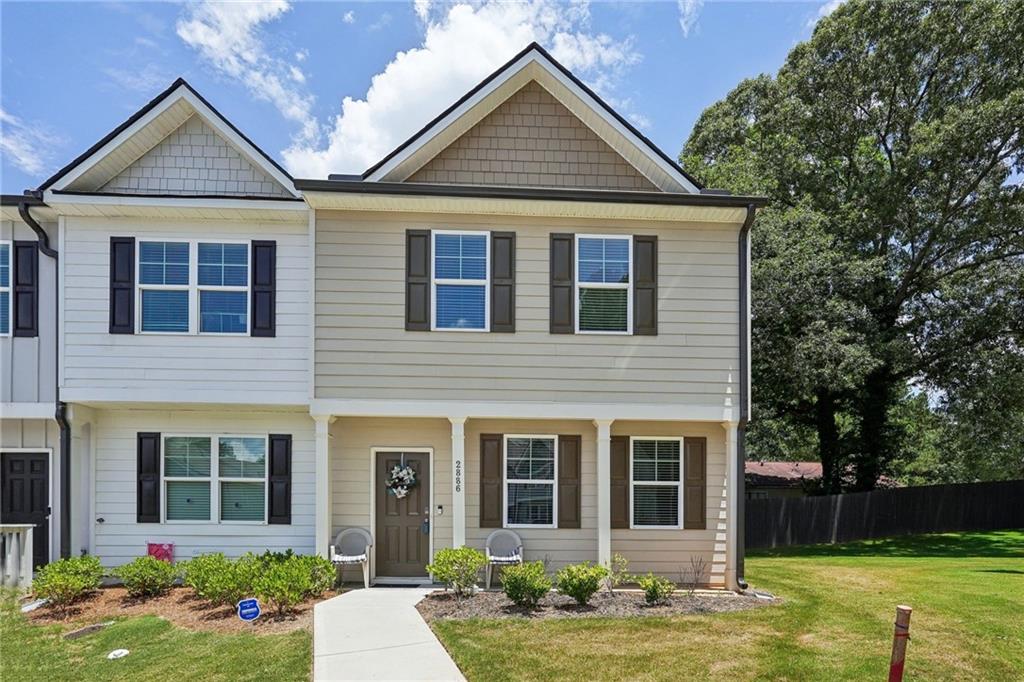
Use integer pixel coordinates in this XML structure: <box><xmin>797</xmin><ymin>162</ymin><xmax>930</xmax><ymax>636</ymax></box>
<box><xmin>1</xmin><ymin>43</ymin><xmax>762</xmax><ymax>590</ymax></box>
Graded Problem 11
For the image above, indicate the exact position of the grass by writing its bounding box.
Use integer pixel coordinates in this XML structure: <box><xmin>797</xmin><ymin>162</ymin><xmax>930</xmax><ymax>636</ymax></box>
<box><xmin>432</xmin><ymin>530</ymin><xmax>1024</xmax><ymax>681</ymax></box>
<box><xmin>0</xmin><ymin>598</ymin><xmax>311</xmax><ymax>682</ymax></box>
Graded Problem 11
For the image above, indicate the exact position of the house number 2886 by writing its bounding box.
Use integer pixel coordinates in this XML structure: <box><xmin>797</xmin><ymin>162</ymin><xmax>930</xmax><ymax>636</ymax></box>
<box><xmin>455</xmin><ymin>460</ymin><xmax>462</xmax><ymax>492</ymax></box>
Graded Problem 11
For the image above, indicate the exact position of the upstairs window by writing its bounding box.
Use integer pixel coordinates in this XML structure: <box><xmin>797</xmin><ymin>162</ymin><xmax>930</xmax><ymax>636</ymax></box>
<box><xmin>630</xmin><ymin>438</ymin><xmax>682</xmax><ymax>528</ymax></box>
<box><xmin>504</xmin><ymin>435</ymin><xmax>557</xmax><ymax>528</ymax></box>
<box><xmin>138</xmin><ymin>240</ymin><xmax>249</xmax><ymax>334</ymax></box>
<box><xmin>576</xmin><ymin>235</ymin><xmax>631</xmax><ymax>334</ymax></box>
<box><xmin>432</xmin><ymin>231</ymin><xmax>489</xmax><ymax>331</ymax></box>
<box><xmin>0</xmin><ymin>242</ymin><xmax>9</xmax><ymax>336</ymax></box>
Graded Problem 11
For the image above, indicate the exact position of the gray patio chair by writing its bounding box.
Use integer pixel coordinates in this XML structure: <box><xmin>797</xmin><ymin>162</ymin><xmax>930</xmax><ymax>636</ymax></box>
<box><xmin>484</xmin><ymin>529</ymin><xmax>523</xmax><ymax>589</ymax></box>
<box><xmin>330</xmin><ymin>528</ymin><xmax>373</xmax><ymax>589</ymax></box>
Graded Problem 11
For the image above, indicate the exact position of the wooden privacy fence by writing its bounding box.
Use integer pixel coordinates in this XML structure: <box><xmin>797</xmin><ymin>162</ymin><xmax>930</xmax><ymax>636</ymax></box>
<box><xmin>746</xmin><ymin>479</ymin><xmax>1024</xmax><ymax>549</ymax></box>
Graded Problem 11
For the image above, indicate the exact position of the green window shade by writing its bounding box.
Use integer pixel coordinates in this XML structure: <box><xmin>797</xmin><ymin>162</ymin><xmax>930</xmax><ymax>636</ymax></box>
<box><xmin>221</xmin><ymin>482</ymin><xmax>265</xmax><ymax>521</ymax></box>
<box><xmin>166</xmin><ymin>481</ymin><xmax>211</xmax><ymax>520</ymax></box>
<box><xmin>633</xmin><ymin>486</ymin><xmax>679</xmax><ymax>526</ymax></box>
<box><xmin>164</xmin><ymin>437</ymin><xmax>211</xmax><ymax>477</ymax></box>
<box><xmin>579</xmin><ymin>288</ymin><xmax>627</xmax><ymax>332</ymax></box>
<box><xmin>219</xmin><ymin>437</ymin><xmax>267</xmax><ymax>478</ymax></box>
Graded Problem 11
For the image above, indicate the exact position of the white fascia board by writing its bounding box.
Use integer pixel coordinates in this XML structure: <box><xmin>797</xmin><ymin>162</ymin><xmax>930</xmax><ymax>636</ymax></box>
<box><xmin>42</xmin><ymin>190</ymin><xmax>307</xmax><ymax>213</ymax></box>
<box><xmin>50</xmin><ymin>86</ymin><xmax>299</xmax><ymax>198</ymax></box>
<box><xmin>0</xmin><ymin>402</ymin><xmax>56</xmax><ymax>420</ymax></box>
<box><xmin>60</xmin><ymin>388</ymin><xmax>309</xmax><ymax>407</ymax></box>
<box><xmin>310</xmin><ymin>398</ymin><xmax>734</xmax><ymax>423</ymax></box>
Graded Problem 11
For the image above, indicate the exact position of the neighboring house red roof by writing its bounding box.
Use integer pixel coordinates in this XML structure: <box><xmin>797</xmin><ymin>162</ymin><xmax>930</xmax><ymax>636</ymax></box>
<box><xmin>745</xmin><ymin>461</ymin><xmax>821</xmax><ymax>488</ymax></box>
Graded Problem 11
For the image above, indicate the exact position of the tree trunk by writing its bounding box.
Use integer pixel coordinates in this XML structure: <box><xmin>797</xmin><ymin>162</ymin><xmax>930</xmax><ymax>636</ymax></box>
<box><xmin>816</xmin><ymin>390</ymin><xmax>843</xmax><ymax>494</ymax></box>
<box><xmin>854</xmin><ymin>366</ymin><xmax>895</xmax><ymax>491</ymax></box>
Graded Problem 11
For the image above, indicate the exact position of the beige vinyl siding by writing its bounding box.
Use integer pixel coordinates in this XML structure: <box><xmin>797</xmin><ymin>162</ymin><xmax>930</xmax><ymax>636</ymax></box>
<box><xmin>91</xmin><ymin>407</ymin><xmax>315</xmax><ymax>568</ymax></box>
<box><xmin>408</xmin><ymin>81</ymin><xmax>658</xmax><ymax>191</ymax></box>
<box><xmin>329</xmin><ymin>417</ymin><xmax>453</xmax><ymax>580</ymax></box>
<box><xmin>62</xmin><ymin>215</ymin><xmax>309</xmax><ymax>403</ymax></box>
<box><xmin>315</xmin><ymin>211</ymin><xmax>740</xmax><ymax>406</ymax></box>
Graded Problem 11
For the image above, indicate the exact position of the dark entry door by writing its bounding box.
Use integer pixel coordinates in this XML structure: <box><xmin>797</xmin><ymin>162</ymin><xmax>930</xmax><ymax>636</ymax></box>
<box><xmin>376</xmin><ymin>452</ymin><xmax>430</xmax><ymax>577</ymax></box>
<box><xmin>1</xmin><ymin>452</ymin><xmax>50</xmax><ymax>568</ymax></box>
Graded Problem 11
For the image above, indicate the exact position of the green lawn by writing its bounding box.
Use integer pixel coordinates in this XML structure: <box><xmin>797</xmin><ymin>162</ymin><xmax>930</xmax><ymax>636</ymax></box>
<box><xmin>433</xmin><ymin>530</ymin><xmax>1024</xmax><ymax>681</ymax></box>
<box><xmin>0</xmin><ymin>603</ymin><xmax>311</xmax><ymax>681</ymax></box>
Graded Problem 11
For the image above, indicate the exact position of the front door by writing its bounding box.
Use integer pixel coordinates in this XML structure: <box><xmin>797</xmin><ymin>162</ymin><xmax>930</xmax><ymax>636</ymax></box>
<box><xmin>375</xmin><ymin>452</ymin><xmax>430</xmax><ymax>577</ymax></box>
<box><xmin>1</xmin><ymin>452</ymin><xmax>50</xmax><ymax>568</ymax></box>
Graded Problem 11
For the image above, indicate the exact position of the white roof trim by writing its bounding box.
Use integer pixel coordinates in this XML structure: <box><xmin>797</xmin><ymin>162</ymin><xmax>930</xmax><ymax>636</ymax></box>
<box><xmin>50</xmin><ymin>85</ymin><xmax>299</xmax><ymax>198</ymax></box>
<box><xmin>364</xmin><ymin>50</ymin><xmax>700</xmax><ymax>194</ymax></box>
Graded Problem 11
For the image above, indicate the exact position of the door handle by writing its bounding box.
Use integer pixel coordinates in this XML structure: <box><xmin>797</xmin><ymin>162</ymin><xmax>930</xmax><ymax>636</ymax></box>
<box><xmin>422</xmin><ymin>518</ymin><xmax>430</xmax><ymax>535</ymax></box>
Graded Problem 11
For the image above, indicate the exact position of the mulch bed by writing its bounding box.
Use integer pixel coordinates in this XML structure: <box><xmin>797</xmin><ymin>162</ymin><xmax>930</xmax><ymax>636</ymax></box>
<box><xmin>416</xmin><ymin>589</ymin><xmax>773</xmax><ymax>622</ymax></box>
<box><xmin>25</xmin><ymin>586</ymin><xmax>338</xmax><ymax>635</ymax></box>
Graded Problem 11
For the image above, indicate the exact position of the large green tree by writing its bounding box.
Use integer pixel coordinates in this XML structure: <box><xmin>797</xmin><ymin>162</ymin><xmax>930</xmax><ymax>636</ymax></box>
<box><xmin>682</xmin><ymin>0</ymin><xmax>1024</xmax><ymax>490</ymax></box>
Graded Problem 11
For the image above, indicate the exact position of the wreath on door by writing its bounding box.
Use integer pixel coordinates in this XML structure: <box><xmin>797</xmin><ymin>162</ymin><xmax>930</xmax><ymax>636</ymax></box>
<box><xmin>385</xmin><ymin>464</ymin><xmax>418</xmax><ymax>499</ymax></box>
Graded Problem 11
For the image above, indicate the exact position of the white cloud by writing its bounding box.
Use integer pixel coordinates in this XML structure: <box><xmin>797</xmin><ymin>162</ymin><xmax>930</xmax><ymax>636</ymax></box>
<box><xmin>104</xmin><ymin>63</ymin><xmax>172</xmax><ymax>93</ymax></box>
<box><xmin>295</xmin><ymin>49</ymin><xmax>308</xmax><ymax>62</ymax></box>
<box><xmin>807</xmin><ymin>0</ymin><xmax>843</xmax><ymax>29</ymax></box>
<box><xmin>176</xmin><ymin>1</ymin><xmax>319</xmax><ymax>144</ymax></box>
<box><xmin>677</xmin><ymin>0</ymin><xmax>703</xmax><ymax>38</ymax></box>
<box><xmin>283</xmin><ymin>0</ymin><xmax>641</xmax><ymax>178</ymax></box>
<box><xmin>367</xmin><ymin>12</ymin><xmax>392</xmax><ymax>32</ymax></box>
<box><xmin>0</xmin><ymin>108</ymin><xmax>64</xmax><ymax>176</ymax></box>
<box><xmin>343</xmin><ymin>10</ymin><xmax>356</xmax><ymax>24</ymax></box>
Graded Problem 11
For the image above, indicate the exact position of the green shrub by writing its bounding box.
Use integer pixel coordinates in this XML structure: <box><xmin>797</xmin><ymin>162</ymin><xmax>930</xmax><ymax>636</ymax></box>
<box><xmin>115</xmin><ymin>555</ymin><xmax>178</xmax><ymax>598</ymax></box>
<box><xmin>300</xmin><ymin>555</ymin><xmax>336</xmax><ymax>598</ymax></box>
<box><xmin>182</xmin><ymin>553</ymin><xmax>253</xmax><ymax>606</ymax></box>
<box><xmin>606</xmin><ymin>553</ymin><xmax>630</xmax><ymax>594</ymax></box>
<box><xmin>555</xmin><ymin>562</ymin><xmax>608</xmax><ymax>606</ymax></box>
<box><xmin>501</xmin><ymin>561</ymin><xmax>551</xmax><ymax>607</ymax></box>
<box><xmin>253</xmin><ymin>557</ymin><xmax>310</xmax><ymax>616</ymax></box>
<box><xmin>33</xmin><ymin>555</ymin><xmax>104</xmax><ymax>609</ymax></box>
<box><xmin>636</xmin><ymin>572</ymin><xmax>676</xmax><ymax>605</ymax></box>
<box><xmin>184</xmin><ymin>551</ymin><xmax>335</xmax><ymax>614</ymax></box>
<box><xmin>426</xmin><ymin>547</ymin><xmax>486</xmax><ymax>598</ymax></box>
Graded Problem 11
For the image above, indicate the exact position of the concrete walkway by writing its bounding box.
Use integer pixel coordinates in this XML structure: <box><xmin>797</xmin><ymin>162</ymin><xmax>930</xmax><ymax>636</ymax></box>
<box><xmin>313</xmin><ymin>588</ymin><xmax>466</xmax><ymax>681</ymax></box>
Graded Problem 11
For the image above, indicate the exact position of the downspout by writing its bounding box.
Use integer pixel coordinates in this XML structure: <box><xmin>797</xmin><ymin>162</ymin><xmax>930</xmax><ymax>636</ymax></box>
<box><xmin>19</xmin><ymin>195</ymin><xmax>71</xmax><ymax>559</ymax></box>
<box><xmin>736</xmin><ymin>203</ymin><xmax>756</xmax><ymax>590</ymax></box>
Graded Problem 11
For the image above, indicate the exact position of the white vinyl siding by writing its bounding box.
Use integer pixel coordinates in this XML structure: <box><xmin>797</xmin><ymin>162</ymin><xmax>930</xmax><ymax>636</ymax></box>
<box><xmin>629</xmin><ymin>437</ymin><xmax>682</xmax><ymax>529</ymax></box>
<box><xmin>432</xmin><ymin>230</ymin><xmax>489</xmax><ymax>331</ymax></box>
<box><xmin>315</xmin><ymin>212</ymin><xmax>741</xmax><ymax>406</ymax></box>
<box><xmin>61</xmin><ymin>216</ymin><xmax>309</xmax><ymax>404</ymax></box>
<box><xmin>575</xmin><ymin>234</ymin><xmax>632</xmax><ymax>335</ymax></box>
<box><xmin>0</xmin><ymin>241</ymin><xmax>10</xmax><ymax>336</ymax></box>
<box><xmin>91</xmin><ymin>408</ymin><xmax>314</xmax><ymax>568</ymax></box>
<box><xmin>503</xmin><ymin>435</ymin><xmax>557</xmax><ymax>528</ymax></box>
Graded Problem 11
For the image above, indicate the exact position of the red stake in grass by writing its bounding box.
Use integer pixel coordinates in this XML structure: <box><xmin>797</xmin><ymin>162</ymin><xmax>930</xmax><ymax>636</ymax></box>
<box><xmin>888</xmin><ymin>605</ymin><xmax>913</xmax><ymax>682</ymax></box>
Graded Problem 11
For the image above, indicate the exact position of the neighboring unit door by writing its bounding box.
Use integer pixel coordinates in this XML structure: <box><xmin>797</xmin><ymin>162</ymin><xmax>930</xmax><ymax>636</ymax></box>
<box><xmin>1</xmin><ymin>452</ymin><xmax>50</xmax><ymax>568</ymax></box>
<box><xmin>375</xmin><ymin>452</ymin><xmax>430</xmax><ymax>577</ymax></box>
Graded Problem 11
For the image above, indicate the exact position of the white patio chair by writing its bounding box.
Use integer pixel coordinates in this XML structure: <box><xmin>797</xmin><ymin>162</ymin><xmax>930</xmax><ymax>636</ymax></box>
<box><xmin>330</xmin><ymin>528</ymin><xmax>373</xmax><ymax>589</ymax></box>
<box><xmin>484</xmin><ymin>529</ymin><xmax>523</xmax><ymax>589</ymax></box>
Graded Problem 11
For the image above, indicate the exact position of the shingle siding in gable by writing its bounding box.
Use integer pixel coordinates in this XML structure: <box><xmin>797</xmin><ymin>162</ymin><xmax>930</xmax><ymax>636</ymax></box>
<box><xmin>407</xmin><ymin>81</ymin><xmax>659</xmax><ymax>191</ymax></box>
<box><xmin>99</xmin><ymin>115</ymin><xmax>292</xmax><ymax>198</ymax></box>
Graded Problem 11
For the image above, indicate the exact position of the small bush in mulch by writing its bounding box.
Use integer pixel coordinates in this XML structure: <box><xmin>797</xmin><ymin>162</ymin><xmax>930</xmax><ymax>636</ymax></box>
<box><xmin>32</xmin><ymin>556</ymin><xmax>104</xmax><ymax>612</ymax></box>
<box><xmin>555</xmin><ymin>562</ymin><xmax>608</xmax><ymax>606</ymax></box>
<box><xmin>417</xmin><ymin>589</ymin><xmax>772</xmax><ymax>622</ymax></box>
<box><xmin>426</xmin><ymin>547</ymin><xmax>487</xmax><ymax>599</ymax></box>
<box><xmin>635</xmin><ymin>573</ymin><xmax>676</xmax><ymax>605</ymax></box>
<box><xmin>115</xmin><ymin>555</ymin><xmax>179</xmax><ymax>598</ymax></box>
<box><xmin>501</xmin><ymin>561</ymin><xmax>551</xmax><ymax>607</ymax></box>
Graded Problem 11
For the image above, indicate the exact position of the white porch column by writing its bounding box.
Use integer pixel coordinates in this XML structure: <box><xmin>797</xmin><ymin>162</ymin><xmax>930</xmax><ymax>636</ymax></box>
<box><xmin>723</xmin><ymin>422</ymin><xmax>739</xmax><ymax>590</ymax></box>
<box><xmin>594</xmin><ymin>419</ymin><xmax>614</xmax><ymax>566</ymax></box>
<box><xmin>314</xmin><ymin>415</ymin><xmax>335</xmax><ymax>558</ymax></box>
<box><xmin>449</xmin><ymin>417</ymin><xmax>467</xmax><ymax>548</ymax></box>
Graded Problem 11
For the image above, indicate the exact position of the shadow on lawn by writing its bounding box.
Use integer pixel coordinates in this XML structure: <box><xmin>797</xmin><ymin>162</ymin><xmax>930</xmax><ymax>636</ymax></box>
<box><xmin>748</xmin><ymin>529</ymin><xmax>1024</xmax><ymax>559</ymax></box>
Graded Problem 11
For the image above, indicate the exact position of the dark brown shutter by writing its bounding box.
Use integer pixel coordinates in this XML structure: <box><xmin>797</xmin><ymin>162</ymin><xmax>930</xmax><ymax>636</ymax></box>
<box><xmin>557</xmin><ymin>435</ymin><xmax>581</xmax><ymax>528</ymax></box>
<box><xmin>683</xmin><ymin>437</ymin><xmax>707</xmax><ymax>530</ymax></box>
<box><xmin>137</xmin><ymin>432</ymin><xmax>161</xmax><ymax>523</ymax></box>
<box><xmin>490</xmin><ymin>231</ymin><xmax>515</xmax><ymax>332</ymax></box>
<box><xmin>406</xmin><ymin>229</ymin><xmax>431</xmax><ymax>331</ymax></box>
<box><xmin>633</xmin><ymin>235</ymin><xmax>658</xmax><ymax>335</ymax></box>
<box><xmin>610</xmin><ymin>436</ymin><xmax>630</xmax><ymax>528</ymax></box>
<box><xmin>550</xmin><ymin>233</ymin><xmax>574</xmax><ymax>334</ymax></box>
<box><xmin>251</xmin><ymin>240</ymin><xmax>276</xmax><ymax>337</ymax></box>
<box><xmin>109</xmin><ymin>237</ymin><xmax>135</xmax><ymax>334</ymax></box>
<box><xmin>268</xmin><ymin>434</ymin><xmax>292</xmax><ymax>524</ymax></box>
<box><xmin>12</xmin><ymin>241</ymin><xmax>38</xmax><ymax>337</ymax></box>
<box><xmin>480</xmin><ymin>434</ymin><xmax>503</xmax><ymax>527</ymax></box>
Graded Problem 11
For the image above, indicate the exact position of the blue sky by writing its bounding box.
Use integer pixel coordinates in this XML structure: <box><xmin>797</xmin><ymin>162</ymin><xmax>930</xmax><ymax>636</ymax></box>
<box><xmin>0</xmin><ymin>1</ymin><xmax>839</xmax><ymax>193</ymax></box>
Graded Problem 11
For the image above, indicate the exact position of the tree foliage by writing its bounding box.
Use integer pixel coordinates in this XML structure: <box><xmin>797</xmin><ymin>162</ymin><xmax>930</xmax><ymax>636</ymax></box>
<box><xmin>682</xmin><ymin>0</ymin><xmax>1024</xmax><ymax>489</ymax></box>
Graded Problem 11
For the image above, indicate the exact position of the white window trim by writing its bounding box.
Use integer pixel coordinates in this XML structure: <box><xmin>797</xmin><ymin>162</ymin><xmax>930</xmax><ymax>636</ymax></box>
<box><xmin>629</xmin><ymin>436</ymin><xmax>683</xmax><ymax>530</ymax></box>
<box><xmin>502</xmin><ymin>434</ymin><xmax>558</xmax><ymax>529</ymax></box>
<box><xmin>136</xmin><ymin>238</ymin><xmax>250</xmax><ymax>336</ymax></box>
<box><xmin>0</xmin><ymin>240</ymin><xmax>10</xmax><ymax>337</ymax></box>
<box><xmin>160</xmin><ymin>433</ymin><xmax>269</xmax><ymax>525</ymax></box>
<box><xmin>431</xmin><ymin>229</ymin><xmax>490</xmax><ymax>332</ymax></box>
<box><xmin>574</xmin><ymin>234</ymin><xmax>633</xmax><ymax>335</ymax></box>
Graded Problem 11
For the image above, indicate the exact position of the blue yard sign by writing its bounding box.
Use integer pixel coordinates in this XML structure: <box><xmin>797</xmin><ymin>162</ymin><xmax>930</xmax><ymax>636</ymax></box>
<box><xmin>237</xmin><ymin>598</ymin><xmax>261</xmax><ymax>622</ymax></box>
